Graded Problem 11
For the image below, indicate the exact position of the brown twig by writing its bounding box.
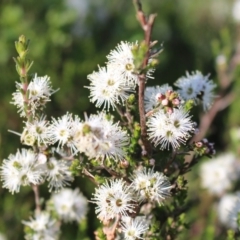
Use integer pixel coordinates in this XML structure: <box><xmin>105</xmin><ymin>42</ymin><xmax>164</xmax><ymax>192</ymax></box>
<box><xmin>192</xmin><ymin>92</ymin><xmax>235</xmax><ymax>142</ymax></box>
<box><xmin>103</xmin><ymin>215</ymin><xmax>120</xmax><ymax>240</ymax></box>
<box><xmin>192</xmin><ymin>24</ymin><xmax>240</xmax><ymax>143</ymax></box>
<box><xmin>82</xmin><ymin>168</ymin><xmax>98</xmax><ymax>186</ymax></box>
<box><xmin>31</xmin><ymin>184</ymin><xmax>41</xmax><ymax>215</ymax></box>
<box><xmin>115</xmin><ymin>105</ymin><xmax>133</xmax><ymax>131</ymax></box>
<box><xmin>134</xmin><ymin>0</ymin><xmax>157</xmax><ymax>156</ymax></box>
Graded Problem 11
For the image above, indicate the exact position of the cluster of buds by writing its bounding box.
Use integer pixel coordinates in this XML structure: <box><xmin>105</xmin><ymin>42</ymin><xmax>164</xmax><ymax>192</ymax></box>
<box><xmin>14</xmin><ymin>35</ymin><xmax>33</xmax><ymax>79</ymax></box>
<box><xmin>192</xmin><ymin>138</ymin><xmax>216</xmax><ymax>157</ymax></box>
<box><xmin>156</xmin><ymin>90</ymin><xmax>181</xmax><ymax>114</ymax></box>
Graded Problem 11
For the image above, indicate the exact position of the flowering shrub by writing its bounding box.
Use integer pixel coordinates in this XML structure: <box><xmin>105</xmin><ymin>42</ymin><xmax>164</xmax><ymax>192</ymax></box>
<box><xmin>4</xmin><ymin>0</ymin><xmax>240</xmax><ymax>239</ymax></box>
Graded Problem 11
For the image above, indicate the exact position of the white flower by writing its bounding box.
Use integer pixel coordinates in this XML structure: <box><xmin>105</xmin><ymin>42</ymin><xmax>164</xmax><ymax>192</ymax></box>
<box><xmin>175</xmin><ymin>71</ymin><xmax>216</xmax><ymax>111</ymax></box>
<box><xmin>217</xmin><ymin>192</ymin><xmax>240</xmax><ymax>230</ymax></box>
<box><xmin>0</xmin><ymin>149</ymin><xmax>44</xmax><ymax>194</ymax></box>
<box><xmin>232</xmin><ymin>0</ymin><xmax>240</xmax><ymax>23</ymax></box>
<box><xmin>49</xmin><ymin>114</ymin><xmax>84</xmax><ymax>155</ymax></box>
<box><xmin>11</xmin><ymin>82</ymin><xmax>25</xmax><ymax>117</ymax></box>
<box><xmin>22</xmin><ymin>211</ymin><xmax>60</xmax><ymax>240</ymax></box>
<box><xmin>144</xmin><ymin>84</ymin><xmax>173</xmax><ymax>112</ymax></box>
<box><xmin>11</xmin><ymin>74</ymin><xmax>56</xmax><ymax>117</ymax></box>
<box><xmin>216</xmin><ymin>54</ymin><xmax>227</xmax><ymax>67</ymax></box>
<box><xmin>50</xmin><ymin>188</ymin><xmax>88</xmax><ymax>222</ymax></box>
<box><xmin>49</xmin><ymin>113</ymin><xmax>73</xmax><ymax>149</ymax></box>
<box><xmin>76</xmin><ymin>112</ymin><xmax>129</xmax><ymax>161</ymax></box>
<box><xmin>21</xmin><ymin>116</ymin><xmax>52</xmax><ymax>146</ymax></box>
<box><xmin>91</xmin><ymin>179</ymin><xmax>135</xmax><ymax>221</ymax></box>
<box><xmin>45</xmin><ymin>157</ymin><xmax>73</xmax><ymax>192</ymax></box>
<box><xmin>121</xmin><ymin>216</ymin><xmax>149</xmax><ymax>240</ymax></box>
<box><xmin>107</xmin><ymin>41</ymin><xmax>154</xmax><ymax>86</ymax></box>
<box><xmin>0</xmin><ymin>233</ymin><xmax>6</xmax><ymax>240</ymax></box>
<box><xmin>200</xmin><ymin>153</ymin><xmax>240</xmax><ymax>196</ymax></box>
<box><xmin>28</xmin><ymin>74</ymin><xmax>55</xmax><ymax>101</ymax></box>
<box><xmin>87</xmin><ymin>65</ymin><xmax>134</xmax><ymax>110</ymax></box>
<box><xmin>131</xmin><ymin>167</ymin><xmax>172</xmax><ymax>204</ymax></box>
<box><xmin>147</xmin><ymin>107</ymin><xmax>194</xmax><ymax>150</ymax></box>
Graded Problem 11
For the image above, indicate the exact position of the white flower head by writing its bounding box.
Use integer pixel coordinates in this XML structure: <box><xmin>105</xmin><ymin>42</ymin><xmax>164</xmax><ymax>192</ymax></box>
<box><xmin>0</xmin><ymin>233</ymin><xmax>7</xmax><ymax>240</ymax></box>
<box><xmin>121</xmin><ymin>216</ymin><xmax>149</xmax><ymax>240</ymax></box>
<box><xmin>0</xmin><ymin>149</ymin><xmax>44</xmax><ymax>194</ymax></box>
<box><xmin>11</xmin><ymin>74</ymin><xmax>56</xmax><ymax>117</ymax></box>
<box><xmin>217</xmin><ymin>192</ymin><xmax>240</xmax><ymax>230</ymax></box>
<box><xmin>49</xmin><ymin>114</ymin><xmax>84</xmax><ymax>155</ymax></box>
<box><xmin>50</xmin><ymin>188</ymin><xmax>88</xmax><ymax>222</ymax></box>
<box><xmin>87</xmin><ymin>65</ymin><xmax>134</xmax><ymax>110</ymax></box>
<box><xmin>21</xmin><ymin>115</ymin><xmax>52</xmax><ymax>146</ymax></box>
<box><xmin>147</xmin><ymin>107</ymin><xmax>195</xmax><ymax>150</ymax></box>
<box><xmin>107</xmin><ymin>41</ymin><xmax>154</xmax><ymax>86</ymax></box>
<box><xmin>11</xmin><ymin>82</ymin><xmax>25</xmax><ymax>117</ymax></box>
<box><xmin>76</xmin><ymin>112</ymin><xmax>129</xmax><ymax>161</ymax></box>
<box><xmin>45</xmin><ymin>157</ymin><xmax>73</xmax><ymax>192</ymax></box>
<box><xmin>175</xmin><ymin>71</ymin><xmax>216</xmax><ymax>111</ymax></box>
<box><xmin>131</xmin><ymin>167</ymin><xmax>172</xmax><ymax>204</ymax></box>
<box><xmin>200</xmin><ymin>153</ymin><xmax>240</xmax><ymax>196</ymax></box>
<box><xmin>144</xmin><ymin>84</ymin><xmax>173</xmax><ymax>112</ymax></box>
<box><xmin>22</xmin><ymin>211</ymin><xmax>60</xmax><ymax>240</ymax></box>
<box><xmin>232</xmin><ymin>0</ymin><xmax>240</xmax><ymax>23</ymax></box>
<box><xmin>49</xmin><ymin>113</ymin><xmax>73</xmax><ymax>150</ymax></box>
<box><xmin>91</xmin><ymin>179</ymin><xmax>136</xmax><ymax>221</ymax></box>
<box><xmin>28</xmin><ymin>74</ymin><xmax>55</xmax><ymax>101</ymax></box>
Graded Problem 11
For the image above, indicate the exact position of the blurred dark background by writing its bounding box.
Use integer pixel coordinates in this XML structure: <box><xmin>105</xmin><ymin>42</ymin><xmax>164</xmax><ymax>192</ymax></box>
<box><xmin>0</xmin><ymin>0</ymin><xmax>239</xmax><ymax>239</ymax></box>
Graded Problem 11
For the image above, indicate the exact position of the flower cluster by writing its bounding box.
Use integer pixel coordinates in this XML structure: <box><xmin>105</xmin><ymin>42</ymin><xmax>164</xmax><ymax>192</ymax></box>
<box><xmin>2</xmin><ymin>31</ymin><xmax>220</xmax><ymax>239</ymax></box>
<box><xmin>50</xmin><ymin>112</ymin><xmax>129</xmax><ymax>160</ymax></box>
<box><xmin>144</xmin><ymin>84</ymin><xmax>173</xmax><ymax>112</ymax></box>
<box><xmin>21</xmin><ymin>115</ymin><xmax>52</xmax><ymax>146</ymax></box>
<box><xmin>130</xmin><ymin>167</ymin><xmax>172</xmax><ymax>204</ymax></box>
<box><xmin>49</xmin><ymin>188</ymin><xmax>88</xmax><ymax>222</ymax></box>
<box><xmin>0</xmin><ymin>148</ymin><xmax>73</xmax><ymax>193</ymax></box>
<box><xmin>22</xmin><ymin>211</ymin><xmax>60</xmax><ymax>240</ymax></box>
<box><xmin>87</xmin><ymin>41</ymin><xmax>154</xmax><ymax>110</ymax></box>
<box><xmin>0</xmin><ymin>149</ymin><xmax>44</xmax><ymax>194</ymax></box>
<box><xmin>91</xmin><ymin>179</ymin><xmax>136</xmax><ymax>222</ymax></box>
<box><xmin>121</xmin><ymin>216</ymin><xmax>150</xmax><ymax>240</ymax></box>
<box><xmin>200</xmin><ymin>153</ymin><xmax>240</xmax><ymax>196</ymax></box>
<box><xmin>147</xmin><ymin>107</ymin><xmax>195</xmax><ymax>150</ymax></box>
<box><xmin>217</xmin><ymin>192</ymin><xmax>240</xmax><ymax>230</ymax></box>
<box><xmin>12</xmin><ymin>74</ymin><xmax>56</xmax><ymax>117</ymax></box>
<box><xmin>175</xmin><ymin>71</ymin><xmax>216</xmax><ymax>111</ymax></box>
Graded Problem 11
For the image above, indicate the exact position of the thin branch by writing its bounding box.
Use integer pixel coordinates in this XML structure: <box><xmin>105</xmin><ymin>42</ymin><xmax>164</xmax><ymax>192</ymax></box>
<box><xmin>103</xmin><ymin>215</ymin><xmax>120</xmax><ymax>240</ymax></box>
<box><xmin>115</xmin><ymin>105</ymin><xmax>133</xmax><ymax>131</ymax></box>
<box><xmin>134</xmin><ymin>0</ymin><xmax>157</xmax><ymax>156</ymax></box>
<box><xmin>82</xmin><ymin>168</ymin><xmax>98</xmax><ymax>186</ymax></box>
<box><xmin>192</xmin><ymin>92</ymin><xmax>235</xmax><ymax>142</ymax></box>
<box><xmin>31</xmin><ymin>184</ymin><xmax>41</xmax><ymax>215</ymax></box>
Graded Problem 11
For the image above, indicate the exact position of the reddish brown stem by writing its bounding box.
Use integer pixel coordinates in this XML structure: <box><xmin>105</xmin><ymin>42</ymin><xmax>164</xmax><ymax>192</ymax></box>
<box><xmin>134</xmin><ymin>0</ymin><xmax>156</xmax><ymax>156</ymax></box>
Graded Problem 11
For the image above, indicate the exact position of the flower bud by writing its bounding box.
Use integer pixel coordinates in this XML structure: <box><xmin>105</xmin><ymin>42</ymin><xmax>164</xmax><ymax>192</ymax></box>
<box><xmin>120</xmin><ymin>160</ymin><xmax>129</xmax><ymax>168</ymax></box>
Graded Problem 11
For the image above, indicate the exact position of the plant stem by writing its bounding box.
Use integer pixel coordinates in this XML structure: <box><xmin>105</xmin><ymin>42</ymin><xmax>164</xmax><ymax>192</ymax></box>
<box><xmin>32</xmin><ymin>184</ymin><xmax>41</xmax><ymax>214</ymax></box>
<box><xmin>134</xmin><ymin>0</ymin><xmax>156</xmax><ymax>156</ymax></box>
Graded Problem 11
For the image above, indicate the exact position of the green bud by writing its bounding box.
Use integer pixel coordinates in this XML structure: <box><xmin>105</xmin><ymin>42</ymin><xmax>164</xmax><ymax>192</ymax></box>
<box><xmin>184</xmin><ymin>99</ymin><xmax>195</xmax><ymax>111</ymax></box>
<box><xmin>177</xmin><ymin>175</ymin><xmax>185</xmax><ymax>188</ymax></box>
<box><xmin>25</xmin><ymin>59</ymin><xmax>34</xmax><ymax>72</ymax></box>
<box><xmin>227</xmin><ymin>230</ymin><xmax>235</xmax><ymax>240</ymax></box>
<box><xmin>127</xmin><ymin>94</ymin><xmax>135</xmax><ymax>104</ymax></box>
<box><xmin>15</xmin><ymin>35</ymin><xmax>30</xmax><ymax>58</ymax></box>
<box><xmin>69</xmin><ymin>159</ymin><xmax>81</xmax><ymax>176</ymax></box>
<box><xmin>169</xmin><ymin>91</ymin><xmax>179</xmax><ymax>101</ymax></box>
<box><xmin>82</xmin><ymin>123</ymin><xmax>91</xmax><ymax>134</ymax></box>
<box><xmin>149</xmin><ymin>59</ymin><xmax>159</xmax><ymax>68</ymax></box>
<box><xmin>21</xmin><ymin>131</ymin><xmax>36</xmax><ymax>146</ymax></box>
